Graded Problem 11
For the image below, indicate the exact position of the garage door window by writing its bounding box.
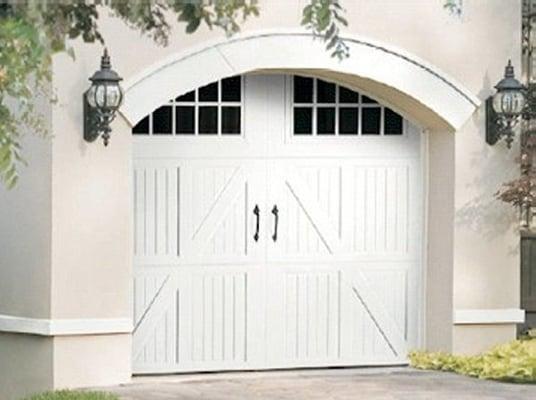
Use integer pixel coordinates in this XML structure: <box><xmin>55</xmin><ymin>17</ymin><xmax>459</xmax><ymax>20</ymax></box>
<box><xmin>292</xmin><ymin>76</ymin><xmax>403</xmax><ymax>136</ymax></box>
<box><xmin>132</xmin><ymin>76</ymin><xmax>243</xmax><ymax>136</ymax></box>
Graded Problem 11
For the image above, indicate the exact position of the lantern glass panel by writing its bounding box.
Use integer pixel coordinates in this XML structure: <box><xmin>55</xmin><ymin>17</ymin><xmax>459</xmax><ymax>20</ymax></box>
<box><xmin>106</xmin><ymin>84</ymin><xmax>122</xmax><ymax>109</ymax></box>
<box><xmin>492</xmin><ymin>90</ymin><xmax>525</xmax><ymax>115</ymax></box>
<box><xmin>86</xmin><ymin>85</ymin><xmax>97</xmax><ymax>108</ymax></box>
<box><xmin>95</xmin><ymin>84</ymin><xmax>107</xmax><ymax>108</ymax></box>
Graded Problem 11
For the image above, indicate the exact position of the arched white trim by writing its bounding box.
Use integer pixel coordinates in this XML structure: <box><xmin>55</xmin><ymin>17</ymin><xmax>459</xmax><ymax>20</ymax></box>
<box><xmin>120</xmin><ymin>30</ymin><xmax>480</xmax><ymax>131</ymax></box>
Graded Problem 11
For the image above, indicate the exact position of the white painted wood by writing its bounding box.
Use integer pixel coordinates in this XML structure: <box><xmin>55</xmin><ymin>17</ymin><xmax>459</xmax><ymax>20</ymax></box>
<box><xmin>132</xmin><ymin>74</ymin><xmax>423</xmax><ymax>373</ymax></box>
<box><xmin>0</xmin><ymin>314</ymin><xmax>132</xmax><ymax>336</ymax></box>
<box><xmin>454</xmin><ymin>309</ymin><xmax>525</xmax><ymax>325</ymax></box>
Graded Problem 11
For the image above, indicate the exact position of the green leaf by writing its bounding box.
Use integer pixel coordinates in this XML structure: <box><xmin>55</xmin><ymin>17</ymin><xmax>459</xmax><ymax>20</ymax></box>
<box><xmin>326</xmin><ymin>35</ymin><xmax>338</xmax><ymax>50</ymax></box>
<box><xmin>324</xmin><ymin>22</ymin><xmax>336</xmax><ymax>40</ymax></box>
<box><xmin>185</xmin><ymin>18</ymin><xmax>201</xmax><ymax>33</ymax></box>
<box><xmin>409</xmin><ymin>339</ymin><xmax>536</xmax><ymax>383</ymax></box>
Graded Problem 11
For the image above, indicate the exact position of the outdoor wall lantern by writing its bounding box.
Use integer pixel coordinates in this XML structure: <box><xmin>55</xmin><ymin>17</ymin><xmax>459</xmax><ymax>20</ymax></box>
<box><xmin>486</xmin><ymin>60</ymin><xmax>527</xmax><ymax>148</ymax></box>
<box><xmin>84</xmin><ymin>48</ymin><xmax>123</xmax><ymax>146</ymax></box>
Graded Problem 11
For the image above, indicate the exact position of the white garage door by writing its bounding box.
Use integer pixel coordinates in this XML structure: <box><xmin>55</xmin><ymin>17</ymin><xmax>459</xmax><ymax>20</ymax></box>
<box><xmin>131</xmin><ymin>74</ymin><xmax>423</xmax><ymax>374</ymax></box>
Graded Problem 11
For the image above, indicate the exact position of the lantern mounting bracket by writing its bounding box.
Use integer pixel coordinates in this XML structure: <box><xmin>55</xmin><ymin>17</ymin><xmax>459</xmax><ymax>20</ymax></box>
<box><xmin>485</xmin><ymin>97</ymin><xmax>501</xmax><ymax>146</ymax></box>
<box><xmin>83</xmin><ymin>90</ymin><xmax>102</xmax><ymax>144</ymax></box>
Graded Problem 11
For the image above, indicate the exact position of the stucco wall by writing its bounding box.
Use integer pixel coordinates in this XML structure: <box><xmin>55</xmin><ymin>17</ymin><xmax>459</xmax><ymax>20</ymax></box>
<box><xmin>427</xmin><ymin>129</ymin><xmax>456</xmax><ymax>350</ymax></box>
<box><xmin>0</xmin><ymin>334</ymin><xmax>54</xmax><ymax>400</ymax></box>
<box><xmin>49</xmin><ymin>57</ymin><xmax>132</xmax><ymax>319</ymax></box>
<box><xmin>449</xmin><ymin>2</ymin><xmax>521</xmax><ymax>352</ymax></box>
<box><xmin>453</xmin><ymin>325</ymin><xmax>518</xmax><ymax>355</ymax></box>
<box><xmin>0</xmin><ymin>95</ymin><xmax>52</xmax><ymax>319</ymax></box>
<box><xmin>53</xmin><ymin>334</ymin><xmax>131</xmax><ymax>389</ymax></box>
<box><xmin>84</xmin><ymin>0</ymin><xmax>520</xmax><ymax>102</ymax></box>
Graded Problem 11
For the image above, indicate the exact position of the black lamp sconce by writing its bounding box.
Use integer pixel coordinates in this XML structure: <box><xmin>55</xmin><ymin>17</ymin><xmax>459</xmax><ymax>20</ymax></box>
<box><xmin>486</xmin><ymin>60</ymin><xmax>529</xmax><ymax>148</ymax></box>
<box><xmin>84</xmin><ymin>48</ymin><xmax>124</xmax><ymax>146</ymax></box>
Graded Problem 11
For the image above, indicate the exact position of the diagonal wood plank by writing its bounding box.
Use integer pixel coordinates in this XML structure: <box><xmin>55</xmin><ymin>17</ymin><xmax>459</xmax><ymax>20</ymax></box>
<box><xmin>132</xmin><ymin>274</ymin><xmax>176</xmax><ymax>360</ymax></box>
<box><xmin>350</xmin><ymin>271</ymin><xmax>407</xmax><ymax>357</ymax></box>
<box><xmin>189</xmin><ymin>167</ymin><xmax>247</xmax><ymax>255</ymax></box>
<box><xmin>284</xmin><ymin>166</ymin><xmax>345</xmax><ymax>254</ymax></box>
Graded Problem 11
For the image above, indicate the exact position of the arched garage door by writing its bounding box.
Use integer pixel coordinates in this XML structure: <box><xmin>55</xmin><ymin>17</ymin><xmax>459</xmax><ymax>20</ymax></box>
<box><xmin>131</xmin><ymin>74</ymin><xmax>423</xmax><ymax>374</ymax></box>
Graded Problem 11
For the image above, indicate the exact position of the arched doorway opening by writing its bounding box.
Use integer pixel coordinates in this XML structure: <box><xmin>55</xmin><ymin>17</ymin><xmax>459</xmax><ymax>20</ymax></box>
<box><xmin>118</xmin><ymin>31</ymin><xmax>479</xmax><ymax>373</ymax></box>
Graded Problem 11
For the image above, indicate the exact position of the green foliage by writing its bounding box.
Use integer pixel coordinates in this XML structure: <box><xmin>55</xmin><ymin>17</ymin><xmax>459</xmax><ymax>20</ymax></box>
<box><xmin>409</xmin><ymin>339</ymin><xmax>536</xmax><ymax>383</ymax></box>
<box><xmin>0</xmin><ymin>0</ymin><xmax>260</xmax><ymax>189</ymax></box>
<box><xmin>0</xmin><ymin>13</ymin><xmax>50</xmax><ymax>188</ymax></box>
<box><xmin>444</xmin><ymin>0</ymin><xmax>463</xmax><ymax>17</ymax></box>
<box><xmin>301</xmin><ymin>0</ymin><xmax>348</xmax><ymax>60</ymax></box>
<box><xmin>22</xmin><ymin>390</ymin><xmax>118</xmax><ymax>400</ymax></box>
<box><xmin>0</xmin><ymin>1</ymin><xmax>458</xmax><ymax>189</ymax></box>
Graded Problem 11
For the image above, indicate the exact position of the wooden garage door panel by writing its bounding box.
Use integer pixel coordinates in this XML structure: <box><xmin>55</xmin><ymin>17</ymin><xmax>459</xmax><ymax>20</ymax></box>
<box><xmin>133</xmin><ymin>163</ymin><xmax>180</xmax><ymax>262</ymax></box>
<box><xmin>267</xmin><ymin>159</ymin><xmax>419</xmax><ymax>262</ymax></box>
<box><xmin>132</xmin><ymin>74</ymin><xmax>423</xmax><ymax>373</ymax></box>
<box><xmin>265</xmin><ymin>266</ymin><xmax>409</xmax><ymax>366</ymax></box>
<box><xmin>182</xmin><ymin>160</ymin><xmax>265</xmax><ymax>264</ymax></box>
<box><xmin>134</xmin><ymin>159</ymin><xmax>265</xmax><ymax>266</ymax></box>
<box><xmin>132</xmin><ymin>267</ymin><xmax>264</xmax><ymax>373</ymax></box>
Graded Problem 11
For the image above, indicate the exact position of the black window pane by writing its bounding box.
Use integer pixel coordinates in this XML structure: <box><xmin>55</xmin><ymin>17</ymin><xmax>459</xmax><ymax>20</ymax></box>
<box><xmin>199</xmin><ymin>82</ymin><xmax>218</xmax><ymax>102</ymax></box>
<box><xmin>362</xmin><ymin>95</ymin><xmax>378</xmax><ymax>104</ymax></box>
<box><xmin>317</xmin><ymin>107</ymin><xmax>335</xmax><ymax>135</ymax></box>
<box><xmin>175</xmin><ymin>90</ymin><xmax>195</xmax><ymax>102</ymax></box>
<box><xmin>384</xmin><ymin>108</ymin><xmax>403</xmax><ymax>135</ymax></box>
<box><xmin>199</xmin><ymin>106</ymin><xmax>218</xmax><ymax>134</ymax></box>
<box><xmin>222</xmin><ymin>107</ymin><xmax>241</xmax><ymax>134</ymax></box>
<box><xmin>294</xmin><ymin>76</ymin><xmax>313</xmax><ymax>103</ymax></box>
<box><xmin>132</xmin><ymin>115</ymin><xmax>149</xmax><ymax>135</ymax></box>
<box><xmin>339</xmin><ymin>108</ymin><xmax>358</xmax><ymax>135</ymax></box>
<box><xmin>317</xmin><ymin>80</ymin><xmax>335</xmax><ymax>103</ymax></box>
<box><xmin>175</xmin><ymin>106</ymin><xmax>195</xmax><ymax>134</ymax></box>
<box><xmin>152</xmin><ymin>106</ymin><xmax>172</xmax><ymax>134</ymax></box>
<box><xmin>222</xmin><ymin>76</ymin><xmax>241</xmax><ymax>102</ymax></box>
<box><xmin>339</xmin><ymin>86</ymin><xmax>359</xmax><ymax>103</ymax></box>
<box><xmin>294</xmin><ymin>107</ymin><xmax>312</xmax><ymax>134</ymax></box>
<box><xmin>362</xmin><ymin>108</ymin><xmax>381</xmax><ymax>134</ymax></box>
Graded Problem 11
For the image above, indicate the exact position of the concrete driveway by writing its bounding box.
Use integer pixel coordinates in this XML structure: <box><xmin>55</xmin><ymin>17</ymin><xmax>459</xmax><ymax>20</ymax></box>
<box><xmin>103</xmin><ymin>367</ymin><xmax>536</xmax><ymax>400</ymax></box>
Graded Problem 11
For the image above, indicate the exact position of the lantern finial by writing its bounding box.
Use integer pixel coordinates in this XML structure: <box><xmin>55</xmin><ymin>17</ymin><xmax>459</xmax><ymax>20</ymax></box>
<box><xmin>505</xmin><ymin>59</ymin><xmax>514</xmax><ymax>78</ymax></box>
<box><xmin>101</xmin><ymin>48</ymin><xmax>111</xmax><ymax>70</ymax></box>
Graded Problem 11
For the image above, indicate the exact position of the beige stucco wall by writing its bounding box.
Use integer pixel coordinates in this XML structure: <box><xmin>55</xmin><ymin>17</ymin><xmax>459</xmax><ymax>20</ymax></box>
<box><xmin>53</xmin><ymin>334</ymin><xmax>131</xmax><ymax>389</ymax></box>
<box><xmin>0</xmin><ymin>0</ymin><xmax>524</xmax><ymax>395</ymax></box>
<box><xmin>49</xmin><ymin>56</ymin><xmax>132</xmax><ymax>319</ymax></box>
<box><xmin>0</xmin><ymin>91</ymin><xmax>53</xmax><ymax>319</ymax></box>
<box><xmin>453</xmin><ymin>325</ymin><xmax>518</xmax><ymax>355</ymax></box>
<box><xmin>427</xmin><ymin>129</ymin><xmax>456</xmax><ymax>350</ymax></box>
<box><xmin>0</xmin><ymin>334</ymin><xmax>54</xmax><ymax>400</ymax></box>
<box><xmin>449</xmin><ymin>2</ymin><xmax>522</xmax><ymax>352</ymax></box>
<box><xmin>452</xmin><ymin>100</ymin><xmax>521</xmax><ymax>353</ymax></box>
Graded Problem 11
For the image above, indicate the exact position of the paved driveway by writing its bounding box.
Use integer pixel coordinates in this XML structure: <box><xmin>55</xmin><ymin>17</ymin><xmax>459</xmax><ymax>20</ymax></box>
<box><xmin>103</xmin><ymin>367</ymin><xmax>536</xmax><ymax>400</ymax></box>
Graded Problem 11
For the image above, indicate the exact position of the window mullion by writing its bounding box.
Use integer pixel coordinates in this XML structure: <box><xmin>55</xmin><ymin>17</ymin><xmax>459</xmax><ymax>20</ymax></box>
<box><xmin>218</xmin><ymin>79</ymin><xmax>222</xmax><ymax>135</ymax></box>
<box><xmin>195</xmin><ymin>88</ymin><xmax>199</xmax><ymax>135</ymax></box>
<box><xmin>313</xmin><ymin>79</ymin><xmax>317</xmax><ymax>136</ymax></box>
<box><xmin>335</xmin><ymin>85</ymin><xmax>339</xmax><ymax>135</ymax></box>
<box><xmin>358</xmin><ymin>93</ymin><xmax>362</xmax><ymax>136</ymax></box>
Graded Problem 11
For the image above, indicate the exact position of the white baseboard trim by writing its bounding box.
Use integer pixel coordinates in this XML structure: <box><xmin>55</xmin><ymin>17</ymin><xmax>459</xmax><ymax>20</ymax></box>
<box><xmin>454</xmin><ymin>309</ymin><xmax>525</xmax><ymax>325</ymax></box>
<box><xmin>0</xmin><ymin>314</ymin><xmax>132</xmax><ymax>336</ymax></box>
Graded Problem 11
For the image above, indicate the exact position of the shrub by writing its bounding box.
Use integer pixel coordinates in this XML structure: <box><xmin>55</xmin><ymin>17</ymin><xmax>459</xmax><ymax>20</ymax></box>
<box><xmin>22</xmin><ymin>390</ymin><xmax>118</xmax><ymax>400</ymax></box>
<box><xmin>409</xmin><ymin>339</ymin><xmax>536</xmax><ymax>383</ymax></box>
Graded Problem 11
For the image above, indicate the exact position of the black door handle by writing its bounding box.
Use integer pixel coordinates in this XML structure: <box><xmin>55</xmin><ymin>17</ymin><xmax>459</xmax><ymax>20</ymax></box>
<box><xmin>271</xmin><ymin>205</ymin><xmax>279</xmax><ymax>242</ymax></box>
<box><xmin>253</xmin><ymin>205</ymin><xmax>260</xmax><ymax>242</ymax></box>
